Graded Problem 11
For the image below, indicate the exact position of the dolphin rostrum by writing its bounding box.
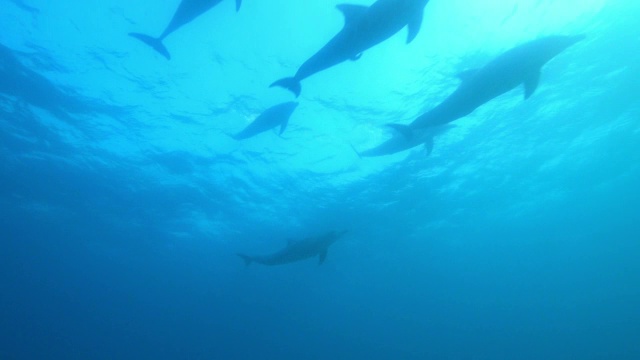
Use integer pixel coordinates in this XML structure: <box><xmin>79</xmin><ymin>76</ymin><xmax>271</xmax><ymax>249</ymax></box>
<box><xmin>232</xmin><ymin>101</ymin><xmax>298</xmax><ymax>140</ymax></box>
<box><xmin>270</xmin><ymin>0</ymin><xmax>430</xmax><ymax>97</ymax></box>
<box><xmin>129</xmin><ymin>0</ymin><xmax>242</xmax><ymax>60</ymax></box>
<box><xmin>237</xmin><ymin>230</ymin><xmax>348</xmax><ymax>267</ymax></box>
<box><xmin>355</xmin><ymin>124</ymin><xmax>454</xmax><ymax>157</ymax></box>
<box><xmin>388</xmin><ymin>35</ymin><xmax>585</xmax><ymax>138</ymax></box>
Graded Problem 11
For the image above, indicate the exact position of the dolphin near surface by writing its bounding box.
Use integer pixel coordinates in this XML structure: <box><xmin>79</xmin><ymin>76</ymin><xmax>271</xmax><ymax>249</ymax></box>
<box><xmin>232</xmin><ymin>101</ymin><xmax>298</xmax><ymax>140</ymax></box>
<box><xmin>270</xmin><ymin>0</ymin><xmax>430</xmax><ymax>97</ymax></box>
<box><xmin>129</xmin><ymin>0</ymin><xmax>242</xmax><ymax>60</ymax></box>
<box><xmin>237</xmin><ymin>230</ymin><xmax>348</xmax><ymax>267</ymax></box>
<box><xmin>355</xmin><ymin>124</ymin><xmax>454</xmax><ymax>157</ymax></box>
<box><xmin>388</xmin><ymin>35</ymin><xmax>586</xmax><ymax>138</ymax></box>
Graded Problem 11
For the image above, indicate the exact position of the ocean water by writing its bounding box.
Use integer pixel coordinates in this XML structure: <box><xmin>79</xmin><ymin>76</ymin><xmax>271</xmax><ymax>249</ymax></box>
<box><xmin>1</xmin><ymin>0</ymin><xmax>640</xmax><ymax>359</ymax></box>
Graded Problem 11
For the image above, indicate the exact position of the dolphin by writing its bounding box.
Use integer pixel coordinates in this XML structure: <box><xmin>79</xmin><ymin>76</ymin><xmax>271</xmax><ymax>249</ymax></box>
<box><xmin>388</xmin><ymin>35</ymin><xmax>586</xmax><ymax>138</ymax></box>
<box><xmin>270</xmin><ymin>0</ymin><xmax>430</xmax><ymax>97</ymax></box>
<box><xmin>355</xmin><ymin>124</ymin><xmax>454</xmax><ymax>157</ymax></box>
<box><xmin>232</xmin><ymin>101</ymin><xmax>298</xmax><ymax>140</ymax></box>
<box><xmin>237</xmin><ymin>230</ymin><xmax>348</xmax><ymax>267</ymax></box>
<box><xmin>129</xmin><ymin>0</ymin><xmax>242</xmax><ymax>60</ymax></box>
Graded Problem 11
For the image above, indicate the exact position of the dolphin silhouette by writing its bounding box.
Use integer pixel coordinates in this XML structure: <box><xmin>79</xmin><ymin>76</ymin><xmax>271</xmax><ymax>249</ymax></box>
<box><xmin>270</xmin><ymin>0</ymin><xmax>430</xmax><ymax>97</ymax></box>
<box><xmin>237</xmin><ymin>230</ymin><xmax>348</xmax><ymax>267</ymax></box>
<box><xmin>129</xmin><ymin>0</ymin><xmax>242</xmax><ymax>60</ymax></box>
<box><xmin>232</xmin><ymin>101</ymin><xmax>298</xmax><ymax>140</ymax></box>
<box><xmin>356</xmin><ymin>124</ymin><xmax>453</xmax><ymax>157</ymax></box>
<box><xmin>388</xmin><ymin>35</ymin><xmax>586</xmax><ymax>138</ymax></box>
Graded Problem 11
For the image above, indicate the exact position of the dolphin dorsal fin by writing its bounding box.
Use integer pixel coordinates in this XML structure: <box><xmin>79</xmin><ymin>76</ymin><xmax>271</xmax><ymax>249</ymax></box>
<box><xmin>523</xmin><ymin>70</ymin><xmax>541</xmax><ymax>100</ymax></box>
<box><xmin>336</xmin><ymin>4</ymin><xmax>367</xmax><ymax>27</ymax></box>
<box><xmin>457</xmin><ymin>69</ymin><xmax>479</xmax><ymax>82</ymax></box>
<box><xmin>406</xmin><ymin>11</ymin><xmax>424</xmax><ymax>44</ymax></box>
<box><xmin>424</xmin><ymin>137</ymin><xmax>434</xmax><ymax>156</ymax></box>
<box><xmin>235</xmin><ymin>0</ymin><xmax>242</xmax><ymax>11</ymax></box>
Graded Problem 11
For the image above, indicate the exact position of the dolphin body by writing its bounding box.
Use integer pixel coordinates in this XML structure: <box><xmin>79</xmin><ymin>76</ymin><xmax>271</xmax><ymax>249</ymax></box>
<box><xmin>356</xmin><ymin>124</ymin><xmax>453</xmax><ymax>157</ymax></box>
<box><xmin>129</xmin><ymin>0</ymin><xmax>242</xmax><ymax>60</ymax></box>
<box><xmin>270</xmin><ymin>0</ymin><xmax>430</xmax><ymax>97</ymax></box>
<box><xmin>237</xmin><ymin>230</ymin><xmax>348</xmax><ymax>266</ymax></box>
<box><xmin>232</xmin><ymin>101</ymin><xmax>298</xmax><ymax>140</ymax></box>
<box><xmin>389</xmin><ymin>35</ymin><xmax>585</xmax><ymax>138</ymax></box>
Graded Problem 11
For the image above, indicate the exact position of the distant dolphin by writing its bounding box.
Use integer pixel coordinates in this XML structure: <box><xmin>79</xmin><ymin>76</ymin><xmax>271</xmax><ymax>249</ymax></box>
<box><xmin>355</xmin><ymin>124</ymin><xmax>453</xmax><ymax>157</ymax></box>
<box><xmin>232</xmin><ymin>101</ymin><xmax>298</xmax><ymax>140</ymax></box>
<box><xmin>237</xmin><ymin>230</ymin><xmax>348</xmax><ymax>266</ymax></box>
<box><xmin>129</xmin><ymin>0</ymin><xmax>242</xmax><ymax>60</ymax></box>
<box><xmin>388</xmin><ymin>35</ymin><xmax>585</xmax><ymax>138</ymax></box>
<box><xmin>270</xmin><ymin>0</ymin><xmax>430</xmax><ymax>97</ymax></box>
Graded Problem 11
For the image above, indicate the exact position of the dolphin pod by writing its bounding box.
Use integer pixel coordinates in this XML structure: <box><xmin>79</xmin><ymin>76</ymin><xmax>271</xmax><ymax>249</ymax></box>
<box><xmin>124</xmin><ymin>4</ymin><xmax>587</xmax><ymax>265</ymax></box>
<box><xmin>270</xmin><ymin>0</ymin><xmax>430</xmax><ymax>97</ymax></box>
<box><xmin>129</xmin><ymin>0</ymin><xmax>242</xmax><ymax>60</ymax></box>
<box><xmin>237</xmin><ymin>230</ymin><xmax>348</xmax><ymax>266</ymax></box>
<box><xmin>387</xmin><ymin>35</ymin><xmax>586</xmax><ymax>141</ymax></box>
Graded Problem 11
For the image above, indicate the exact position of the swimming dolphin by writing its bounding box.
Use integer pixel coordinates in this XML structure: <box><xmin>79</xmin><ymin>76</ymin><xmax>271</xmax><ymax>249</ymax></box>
<box><xmin>388</xmin><ymin>35</ymin><xmax>586</xmax><ymax>138</ymax></box>
<box><xmin>270</xmin><ymin>0</ymin><xmax>430</xmax><ymax>97</ymax></box>
<box><xmin>129</xmin><ymin>0</ymin><xmax>242</xmax><ymax>60</ymax></box>
<box><xmin>232</xmin><ymin>101</ymin><xmax>298</xmax><ymax>140</ymax></box>
<box><xmin>237</xmin><ymin>230</ymin><xmax>348</xmax><ymax>267</ymax></box>
<box><xmin>355</xmin><ymin>124</ymin><xmax>453</xmax><ymax>157</ymax></box>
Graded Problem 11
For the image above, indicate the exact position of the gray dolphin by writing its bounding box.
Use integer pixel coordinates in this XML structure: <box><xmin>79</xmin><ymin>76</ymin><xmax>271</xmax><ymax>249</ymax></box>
<box><xmin>232</xmin><ymin>101</ymin><xmax>298</xmax><ymax>140</ymax></box>
<box><xmin>129</xmin><ymin>0</ymin><xmax>242</xmax><ymax>60</ymax></box>
<box><xmin>388</xmin><ymin>35</ymin><xmax>585</xmax><ymax>138</ymax></box>
<box><xmin>237</xmin><ymin>230</ymin><xmax>348</xmax><ymax>267</ymax></box>
<box><xmin>355</xmin><ymin>124</ymin><xmax>453</xmax><ymax>157</ymax></box>
<box><xmin>270</xmin><ymin>0</ymin><xmax>430</xmax><ymax>97</ymax></box>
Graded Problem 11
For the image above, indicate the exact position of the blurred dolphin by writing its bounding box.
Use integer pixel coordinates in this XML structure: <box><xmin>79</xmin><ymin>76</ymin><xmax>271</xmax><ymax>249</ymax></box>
<box><xmin>232</xmin><ymin>101</ymin><xmax>298</xmax><ymax>140</ymax></box>
<box><xmin>388</xmin><ymin>35</ymin><xmax>586</xmax><ymax>138</ymax></box>
<box><xmin>237</xmin><ymin>230</ymin><xmax>348</xmax><ymax>266</ymax></box>
<box><xmin>355</xmin><ymin>124</ymin><xmax>454</xmax><ymax>157</ymax></box>
<box><xmin>270</xmin><ymin>0</ymin><xmax>430</xmax><ymax>97</ymax></box>
<box><xmin>129</xmin><ymin>0</ymin><xmax>242</xmax><ymax>59</ymax></box>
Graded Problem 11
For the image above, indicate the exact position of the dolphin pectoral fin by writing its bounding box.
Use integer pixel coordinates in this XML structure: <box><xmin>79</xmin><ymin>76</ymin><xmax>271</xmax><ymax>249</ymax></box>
<box><xmin>457</xmin><ymin>69</ymin><xmax>479</xmax><ymax>82</ymax></box>
<box><xmin>336</xmin><ymin>4</ymin><xmax>368</xmax><ymax>27</ymax></box>
<box><xmin>318</xmin><ymin>250</ymin><xmax>328</xmax><ymax>265</ymax></box>
<box><xmin>386</xmin><ymin>124</ymin><xmax>413</xmax><ymax>140</ymax></box>
<box><xmin>237</xmin><ymin>254</ymin><xmax>253</xmax><ymax>267</ymax></box>
<box><xmin>424</xmin><ymin>137</ymin><xmax>434</xmax><ymax>156</ymax></box>
<box><xmin>235</xmin><ymin>0</ymin><xmax>242</xmax><ymax>11</ymax></box>
<box><xmin>524</xmin><ymin>71</ymin><xmax>541</xmax><ymax>100</ymax></box>
<box><xmin>406</xmin><ymin>11</ymin><xmax>424</xmax><ymax>44</ymax></box>
<box><xmin>270</xmin><ymin>77</ymin><xmax>302</xmax><ymax>98</ymax></box>
<box><xmin>129</xmin><ymin>33</ymin><xmax>171</xmax><ymax>60</ymax></box>
<box><xmin>279</xmin><ymin>118</ymin><xmax>289</xmax><ymax>135</ymax></box>
<box><xmin>350</xmin><ymin>53</ymin><xmax>363</xmax><ymax>61</ymax></box>
<box><xmin>349</xmin><ymin>143</ymin><xmax>363</xmax><ymax>159</ymax></box>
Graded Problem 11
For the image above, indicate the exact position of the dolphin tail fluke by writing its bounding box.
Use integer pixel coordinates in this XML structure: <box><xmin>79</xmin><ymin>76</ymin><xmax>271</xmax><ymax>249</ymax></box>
<box><xmin>270</xmin><ymin>77</ymin><xmax>301</xmax><ymax>98</ymax></box>
<box><xmin>129</xmin><ymin>33</ymin><xmax>171</xmax><ymax>60</ymax></box>
<box><xmin>237</xmin><ymin>254</ymin><xmax>253</xmax><ymax>267</ymax></box>
<box><xmin>386</xmin><ymin>124</ymin><xmax>413</xmax><ymax>140</ymax></box>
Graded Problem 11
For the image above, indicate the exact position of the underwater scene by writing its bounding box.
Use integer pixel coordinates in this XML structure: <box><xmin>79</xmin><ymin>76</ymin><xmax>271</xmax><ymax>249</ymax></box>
<box><xmin>1</xmin><ymin>0</ymin><xmax>639</xmax><ymax>358</ymax></box>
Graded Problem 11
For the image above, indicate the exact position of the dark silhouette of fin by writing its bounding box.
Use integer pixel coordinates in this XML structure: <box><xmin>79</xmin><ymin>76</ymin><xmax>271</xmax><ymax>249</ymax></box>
<box><xmin>407</xmin><ymin>11</ymin><xmax>424</xmax><ymax>43</ymax></box>
<box><xmin>237</xmin><ymin>254</ymin><xmax>252</xmax><ymax>267</ymax></box>
<box><xmin>318</xmin><ymin>250</ymin><xmax>328</xmax><ymax>265</ymax></box>
<box><xmin>129</xmin><ymin>33</ymin><xmax>171</xmax><ymax>60</ymax></box>
<box><xmin>424</xmin><ymin>137</ymin><xmax>434</xmax><ymax>156</ymax></box>
<box><xmin>235</xmin><ymin>0</ymin><xmax>242</xmax><ymax>11</ymax></box>
<box><xmin>523</xmin><ymin>70</ymin><xmax>540</xmax><ymax>99</ymax></box>
<box><xmin>349</xmin><ymin>143</ymin><xmax>363</xmax><ymax>159</ymax></box>
<box><xmin>386</xmin><ymin>124</ymin><xmax>413</xmax><ymax>140</ymax></box>
<box><xmin>270</xmin><ymin>77</ymin><xmax>301</xmax><ymax>98</ymax></box>
<box><xmin>336</xmin><ymin>4</ymin><xmax>367</xmax><ymax>27</ymax></box>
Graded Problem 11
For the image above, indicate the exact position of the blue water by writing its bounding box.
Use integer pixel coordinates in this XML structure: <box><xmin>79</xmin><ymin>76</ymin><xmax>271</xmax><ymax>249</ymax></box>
<box><xmin>2</xmin><ymin>0</ymin><xmax>640</xmax><ymax>359</ymax></box>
